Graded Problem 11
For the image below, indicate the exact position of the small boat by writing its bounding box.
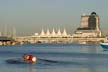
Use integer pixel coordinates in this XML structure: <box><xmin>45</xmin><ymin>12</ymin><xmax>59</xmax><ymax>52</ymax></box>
<box><xmin>6</xmin><ymin>58</ymin><xmax>58</xmax><ymax>64</ymax></box>
<box><xmin>6</xmin><ymin>58</ymin><xmax>35</xmax><ymax>64</ymax></box>
<box><xmin>100</xmin><ymin>43</ymin><xmax>108</xmax><ymax>50</ymax></box>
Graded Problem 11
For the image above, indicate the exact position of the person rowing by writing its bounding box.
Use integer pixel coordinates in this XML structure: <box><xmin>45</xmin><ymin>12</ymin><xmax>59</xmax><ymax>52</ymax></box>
<box><xmin>22</xmin><ymin>54</ymin><xmax>58</xmax><ymax>63</ymax></box>
<box><xmin>22</xmin><ymin>54</ymin><xmax>37</xmax><ymax>63</ymax></box>
<box><xmin>6</xmin><ymin>54</ymin><xmax>58</xmax><ymax>64</ymax></box>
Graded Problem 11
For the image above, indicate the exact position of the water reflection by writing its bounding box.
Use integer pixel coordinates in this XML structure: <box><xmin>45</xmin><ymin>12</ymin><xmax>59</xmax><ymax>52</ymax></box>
<box><xmin>80</xmin><ymin>45</ymin><xmax>97</xmax><ymax>72</ymax></box>
<box><xmin>28</xmin><ymin>64</ymin><xmax>37</xmax><ymax>72</ymax></box>
<box><xmin>1</xmin><ymin>44</ymin><xmax>108</xmax><ymax>72</ymax></box>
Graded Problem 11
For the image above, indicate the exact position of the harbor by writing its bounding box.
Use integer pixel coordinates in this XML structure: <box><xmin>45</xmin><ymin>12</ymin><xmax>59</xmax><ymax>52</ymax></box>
<box><xmin>0</xmin><ymin>12</ymin><xmax>107</xmax><ymax>45</ymax></box>
<box><xmin>0</xmin><ymin>35</ymin><xmax>107</xmax><ymax>46</ymax></box>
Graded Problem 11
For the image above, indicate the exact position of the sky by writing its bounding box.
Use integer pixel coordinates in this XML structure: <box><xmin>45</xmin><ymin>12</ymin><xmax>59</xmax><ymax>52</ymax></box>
<box><xmin>0</xmin><ymin>0</ymin><xmax>108</xmax><ymax>36</ymax></box>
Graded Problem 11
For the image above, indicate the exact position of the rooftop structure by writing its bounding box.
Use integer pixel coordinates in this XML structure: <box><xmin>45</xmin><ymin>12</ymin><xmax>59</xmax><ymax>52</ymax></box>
<box><xmin>32</xmin><ymin>28</ymin><xmax>70</xmax><ymax>37</ymax></box>
<box><xmin>73</xmin><ymin>12</ymin><xmax>102</xmax><ymax>38</ymax></box>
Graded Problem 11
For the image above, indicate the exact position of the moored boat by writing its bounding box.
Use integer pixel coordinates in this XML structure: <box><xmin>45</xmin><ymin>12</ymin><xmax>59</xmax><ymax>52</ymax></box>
<box><xmin>100</xmin><ymin>43</ymin><xmax>108</xmax><ymax>49</ymax></box>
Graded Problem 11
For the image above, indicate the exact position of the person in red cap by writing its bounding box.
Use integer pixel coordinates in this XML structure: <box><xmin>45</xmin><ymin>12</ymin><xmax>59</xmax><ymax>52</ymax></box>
<box><xmin>22</xmin><ymin>54</ymin><xmax>37</xmax><ymax>63</ymax></box>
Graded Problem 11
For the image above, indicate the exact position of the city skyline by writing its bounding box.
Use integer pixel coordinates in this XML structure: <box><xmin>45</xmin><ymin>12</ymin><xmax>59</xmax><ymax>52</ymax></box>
<box><xmin>0</xmin><ymin>0</ymin><xmax>108</xmax><ymax>36</ymax></box>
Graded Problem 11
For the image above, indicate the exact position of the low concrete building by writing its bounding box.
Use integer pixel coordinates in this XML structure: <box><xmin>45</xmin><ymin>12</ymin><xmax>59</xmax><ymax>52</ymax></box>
<box><xmin>0</xmin><ymin>36</ymin><xmax>14</xmax><ymax>45</ymax></box>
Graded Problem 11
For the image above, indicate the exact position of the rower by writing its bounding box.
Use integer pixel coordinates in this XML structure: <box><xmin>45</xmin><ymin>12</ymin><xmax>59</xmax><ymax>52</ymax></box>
<box><xmin>22</xmin><ymin>54</ymin><xmax>37</xmax><ymax>63</ymax></box>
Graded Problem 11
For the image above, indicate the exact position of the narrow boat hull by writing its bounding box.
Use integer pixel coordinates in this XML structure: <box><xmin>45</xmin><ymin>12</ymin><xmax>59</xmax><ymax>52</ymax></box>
<box><xmin>6</xmin><ymin>59</ymin><xmax>33</xmax><ymax>64</ymax></box>
<box><xmin>6</xmin><ymin>58</ymin><xmax>58</xmax><ymax>64</ymax></box>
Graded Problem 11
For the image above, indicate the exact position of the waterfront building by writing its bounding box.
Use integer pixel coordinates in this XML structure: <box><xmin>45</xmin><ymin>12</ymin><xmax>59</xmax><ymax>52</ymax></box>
<box><xmin>26</xmin><ymin>28</ymin><xmax>72</xmax><ymax>43</ymax></box>
<box><xmin>16</xmin><ymin>12</ymin><xmax>105</xmax><ymax>44</ymax></box>
<box><xmin>73</xmin><ymin>12</ymin><xmax>102</xmax><ymax>38</ymax></box>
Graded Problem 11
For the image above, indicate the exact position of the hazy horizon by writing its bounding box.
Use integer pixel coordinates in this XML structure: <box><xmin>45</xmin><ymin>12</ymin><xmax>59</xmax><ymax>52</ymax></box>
<box><xmin>0</xmin><ymin>0</ymin><xmax>108</xmax><ymax>36</ymax></box>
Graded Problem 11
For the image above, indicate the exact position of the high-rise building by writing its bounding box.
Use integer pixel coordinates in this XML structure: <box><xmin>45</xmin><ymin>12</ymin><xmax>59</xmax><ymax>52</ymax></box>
<box><xmin>73</xmin><ymin>12</ymin><xmax>101</xmax><ymax>37</ymax></box>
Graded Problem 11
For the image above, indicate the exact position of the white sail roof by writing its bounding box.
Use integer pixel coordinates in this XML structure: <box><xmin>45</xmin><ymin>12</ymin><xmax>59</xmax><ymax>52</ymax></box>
<box><xmin>57</xmin><ymin>29</ymin><xmax>61</xmax><ymax>36</ymax></box>
<box><xmin>46</xmin><ymin>29</ymin><xmax>50</xmax><ymax>36</ymax></box>
<box><xmin>51</xmin><ymin>28</ymin><xmax>56</xmax><ymax>36</ymax></box>
<box><xmin>38</xmin><ymin>28</ymin><xmax>70</xmax><ymax>37</ymax></box>
<box><xmin>40</xmin><ymin>29</ymin><xmax>45</xmax><ymax>36</ymax></box>
<box><xmin>62</xmin><ymin>28</ymin><xmax>67</xmax><ymax>36</ymax></box>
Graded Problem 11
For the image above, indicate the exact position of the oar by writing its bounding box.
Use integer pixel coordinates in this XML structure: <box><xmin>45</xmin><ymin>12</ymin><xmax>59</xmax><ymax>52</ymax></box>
<box><xmin>37</xmin><ymin>58</ymin><xmax>58</xmax><ymax>63</ymax></box>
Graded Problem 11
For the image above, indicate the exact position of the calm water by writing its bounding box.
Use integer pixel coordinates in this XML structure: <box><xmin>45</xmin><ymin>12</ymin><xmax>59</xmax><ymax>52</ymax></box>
<box><xmin>0</xmin><ymin>43</ymin><xmax>108</xmax><ymax>72</ymax></box>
